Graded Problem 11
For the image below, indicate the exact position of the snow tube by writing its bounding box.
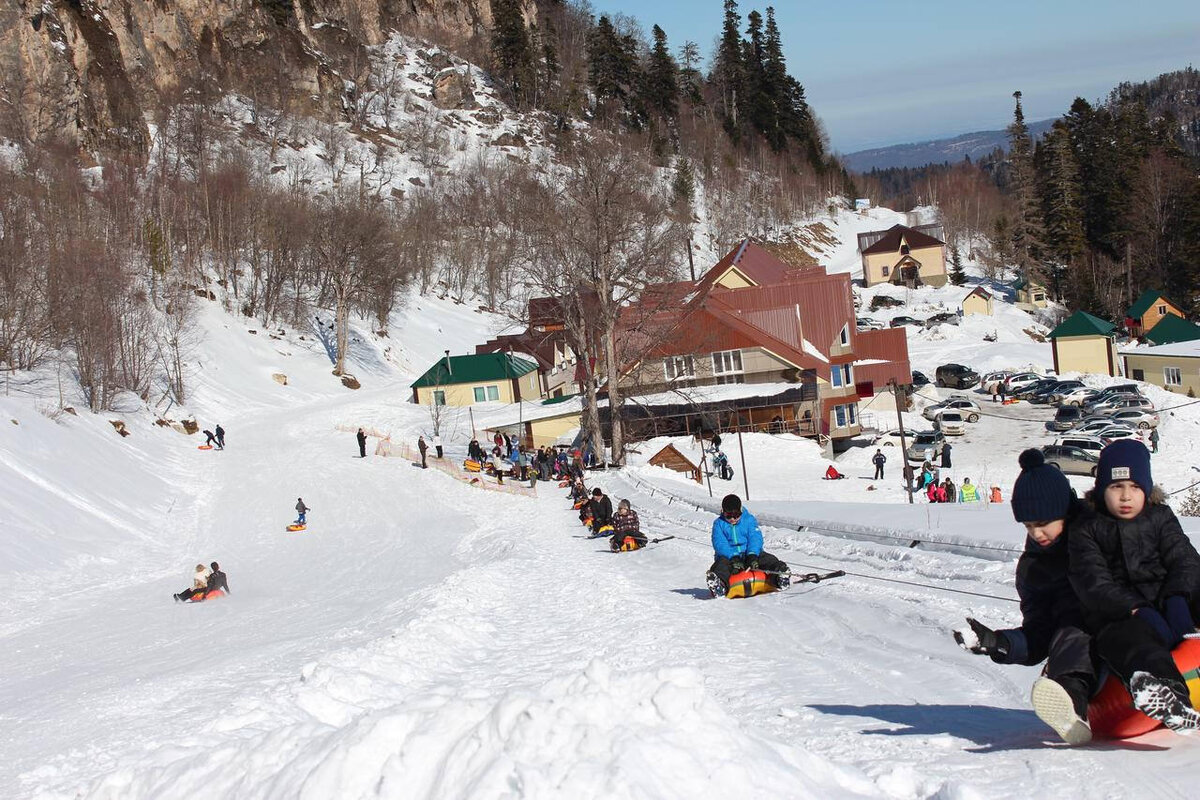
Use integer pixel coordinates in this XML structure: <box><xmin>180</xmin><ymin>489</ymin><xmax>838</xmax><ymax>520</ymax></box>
<box><xmin>188</xmin><ymin>589</ymin><xmax>225</xmax><ymax>603</ymax></box>
<box><xmin>286</xmin><ymin>523</ymin><xmax>307</xmax><ymax>532</ymax></box>
<box><xmin>725</xmin><ymin>569</ymin><xmax>778</xmax><ymax>599</ymax></box>
<box><xmin>197</xmin><ymin>445</ymin><xmax>213</xmax><ymax>450</ymax></box>
<box><xmin>464</xmin><ymin>459</ymin><xmax>482</xmax><ymax>473</ymax></box>
<box><xmin>1088</xmin><ymin>638</ymin><xmax>1200</xmax><ymax>738</ymax></box>
<box><xmin>613</xmin><ymin>535</ymin><xmax>644</xmax><ymax>552</ymax></box>
<box><xmin>593</xmin><ymin>523</ymin><xmax>614</xmax><ymax>536</ymax></box>
<box><xmin>573</xmin><ymin>499</ymin><xmax>588</xmax><ymax>510</ymax></box>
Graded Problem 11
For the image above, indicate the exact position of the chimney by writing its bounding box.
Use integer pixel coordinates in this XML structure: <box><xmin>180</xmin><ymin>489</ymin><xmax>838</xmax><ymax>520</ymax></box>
<box><xmin>444</xmin><ymin>350</ymin><xmax>452</xmax><ymax>377</ymax></box>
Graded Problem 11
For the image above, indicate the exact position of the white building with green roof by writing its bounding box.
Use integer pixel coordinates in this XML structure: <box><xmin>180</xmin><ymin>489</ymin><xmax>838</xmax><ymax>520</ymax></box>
<box><xmin>410</xmin><ymin>352</ymin><xmax>542</xmax><ymax>407</ymax></box>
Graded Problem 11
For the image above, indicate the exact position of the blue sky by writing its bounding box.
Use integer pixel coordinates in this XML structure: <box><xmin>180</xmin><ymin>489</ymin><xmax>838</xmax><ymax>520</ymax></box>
<box><xmin>587</xmin><ymin>0</ymin><xmax>1200</xmax><ymax>152</ymax></box>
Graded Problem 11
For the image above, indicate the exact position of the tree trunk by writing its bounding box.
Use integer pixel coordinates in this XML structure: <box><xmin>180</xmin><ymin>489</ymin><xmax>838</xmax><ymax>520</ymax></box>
<box><xmin>602</xmin><ymin>319</ymin><xmax>624</xmax><ymax>466</ymax></box>
<box><xmin>334</xmin><ymin>284</ymin><xmax>349</xmax><ymax>375</ymax></box>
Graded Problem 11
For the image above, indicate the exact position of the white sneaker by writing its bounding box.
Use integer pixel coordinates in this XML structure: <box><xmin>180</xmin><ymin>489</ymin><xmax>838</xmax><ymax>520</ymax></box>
<box><xmin>1030</xmin><ymin>677</ymin><xmax>1092</xmax><ymax>745</ymax></box>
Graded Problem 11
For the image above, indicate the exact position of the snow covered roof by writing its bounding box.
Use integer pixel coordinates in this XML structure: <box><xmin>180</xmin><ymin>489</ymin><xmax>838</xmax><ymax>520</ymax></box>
<box><xmin>1119</xmin><ymin>339</ymin><xmax>1200</xmax><ymax>359</ymax></box>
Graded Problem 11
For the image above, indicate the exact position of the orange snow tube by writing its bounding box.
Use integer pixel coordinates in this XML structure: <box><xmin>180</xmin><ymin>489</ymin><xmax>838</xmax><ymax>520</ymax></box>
<box><xmin>189</xmin><ymin>589</ymin><xmax>225</xmax><ymax>603</ymax></box>
<box><xmin>464</xmin><ymin>459</ymin><xmax>482</xmax><ymax>473</ymax></box>
<box><xmin>286</xmin><ymin>523</ymin><xmax>307</xmax><ymax>532</ymax></box>
<box><xmin>616</xmin><ymin>535</ymin><xmax>643</xmax><ymax>552</ymax></box>
<box><xmin>1088</xmin><ymin>638</ymin><xmax>1200</xmax><ymax>738</ymax></box>
<box><xmin>197</xmin><ymin>445</ymin><xmax>213</xmax><ymax>450</ymax></box>
<box><xmin>725</xmin><ymin>569</ymin><xmax>778</xmax><ymax>599</ymax></box>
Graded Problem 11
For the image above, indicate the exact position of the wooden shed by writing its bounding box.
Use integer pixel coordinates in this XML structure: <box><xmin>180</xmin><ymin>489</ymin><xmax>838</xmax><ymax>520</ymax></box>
<box><xmin>961</xmin><ymin>286</ymin><xmax>994</xmax><ymax>316</ymax></box>
<box><xmin>648</xmin><ymin>444</ymin><xmax>702</xmax><ymax>484</ymax></box>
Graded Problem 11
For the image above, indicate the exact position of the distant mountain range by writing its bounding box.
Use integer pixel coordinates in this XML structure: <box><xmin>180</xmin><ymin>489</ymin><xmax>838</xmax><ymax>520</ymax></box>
<box><xmin>842</xmin><ymin>119</ymin><xmax>1057</xmax><ymax>172</ymax></box>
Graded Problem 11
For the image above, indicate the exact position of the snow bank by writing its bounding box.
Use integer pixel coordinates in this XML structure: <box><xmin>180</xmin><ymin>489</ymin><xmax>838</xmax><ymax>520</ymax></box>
<box><xmin>73</xmin><ymin>662</ymin><xmax>883</xmax><ymax>800</ymax></box>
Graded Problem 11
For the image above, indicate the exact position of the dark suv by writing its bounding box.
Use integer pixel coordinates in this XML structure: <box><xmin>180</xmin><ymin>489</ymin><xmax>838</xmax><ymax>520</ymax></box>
<box><xmin>935</xmin><ymin>363</ymin><xmax>980</xmax><ymax>389</ymax></box>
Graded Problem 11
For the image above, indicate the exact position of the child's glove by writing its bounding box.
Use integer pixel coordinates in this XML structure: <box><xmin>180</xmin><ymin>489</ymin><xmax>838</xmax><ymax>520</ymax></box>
<box><xmin>730</xmin><ymin>557</ymin><xmax>745</xmax><ymax>573</ymax></box>
<box><xmin>746</xmin><ymin>554</ymin><xmax>760</xmax><ymax>570</ymax></box>
<box><xmin>1134</xmin><ymin>607</ymin><xmax>1180</xmax><ymax>648</ymax></box>
<box><xmin>1164</xmin><ymin>596</ymin><xmax>1196</xmax><ymax>642</ymax></box>
<box><xmin>953</xmin><ymin>618</ymin><xmax>1011</xmax><ymax>661</ymax></box>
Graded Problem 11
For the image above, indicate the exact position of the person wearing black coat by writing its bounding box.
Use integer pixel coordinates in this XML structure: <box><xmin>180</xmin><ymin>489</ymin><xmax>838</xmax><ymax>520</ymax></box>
<box><xmin>588</xmin><ymin>488</ymin><xmax>613</xmax><ymax>531</ymax></box>
<box><xmin>955</xmin><ymin>449</ymin><xmax>1097</xmax><ymax>744</ymax></box>
<box><xmin>1069</xmin><ymin>440</ymin><xmax>1200</xmax><ymax>734</ymax></box>
<box><xmin>357</xmin><ymin>428</ymin><xmax>367</xmax><ymax>458</ymax></box>
<box><xmin>206</xmin><ymin>562</ymin><xmax>231</xmax><ymax>595</ymax></box>
<box><xmin>940</xmin><ymin>442</ymin><xmax>952</xmax><ymax>469</ymax></box>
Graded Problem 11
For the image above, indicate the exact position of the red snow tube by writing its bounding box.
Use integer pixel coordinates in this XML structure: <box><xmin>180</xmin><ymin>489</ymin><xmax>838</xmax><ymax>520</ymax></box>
<box><xmin>1088</xmin><ymin>638</ymin><xmax>1200</xmax><ymax>738</ymax></box>
<box><xmin>725</xmin><ymin>569</ymin><xmax>778</xmax><ymax>599</ymax></box>
<box><xmin>188</xmin><ymin>589</ymin><xmax>225</xmax><ymax>603</ymax></box>
<box><xmin>614</xmin><ymin>535</ymin><xmax>643</xmax><ymax>552</ymax></box>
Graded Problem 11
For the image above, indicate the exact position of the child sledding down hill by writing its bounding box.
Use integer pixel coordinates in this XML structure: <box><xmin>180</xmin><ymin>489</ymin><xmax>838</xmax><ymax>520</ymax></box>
<box><xmin>824</xmin><ymin>464</ymin><xmax>846</xmax><ymax>480</ymax></box>
<box><xmin>705</xmin><ymin>494</ymin><xmax>791</xmax><ymax>596</ymax></box>
<box><xmin>1069</xmin><ymin>440</ymin><xmax>1200</xmax><ymax>734</ymax></box>
<box><xmin>610</xmin><ymin>499</ymin><xmax>648</xmax><ymax>551</ymax></box>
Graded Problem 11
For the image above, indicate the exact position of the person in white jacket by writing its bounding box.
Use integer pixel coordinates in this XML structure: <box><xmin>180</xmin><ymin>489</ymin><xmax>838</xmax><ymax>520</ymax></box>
<box><xmin>174</xmin><ymin>564</ymin><xmax>211</xmax><ymax>602</ymax></box>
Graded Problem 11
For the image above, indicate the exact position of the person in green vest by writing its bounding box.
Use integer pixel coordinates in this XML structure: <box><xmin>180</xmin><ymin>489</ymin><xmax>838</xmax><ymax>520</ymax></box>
<box><xmin>959</xmin><ymin>477</ymin><xmax>981</xmax><ymax>503</ymax></box>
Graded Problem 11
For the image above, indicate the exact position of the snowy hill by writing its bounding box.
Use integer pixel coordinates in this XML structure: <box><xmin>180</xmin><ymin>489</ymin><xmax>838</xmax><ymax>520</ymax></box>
<box><xmin>6</xmin><ymin>205</ymin><xmax>1200</xmax><ymax>798</ymax></box>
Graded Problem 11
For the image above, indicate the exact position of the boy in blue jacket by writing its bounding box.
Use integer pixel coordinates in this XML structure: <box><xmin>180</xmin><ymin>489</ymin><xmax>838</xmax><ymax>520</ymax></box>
<box><xmin>706</xmin><ymin>494</ymin><xmax>791</xmax><ymax>596</ymax></box>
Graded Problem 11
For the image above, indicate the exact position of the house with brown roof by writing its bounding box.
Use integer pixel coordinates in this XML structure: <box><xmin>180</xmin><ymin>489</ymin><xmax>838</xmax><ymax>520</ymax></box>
<box><xmin>858</xmin><ymin>223</ymin><xmax>948</xmax><ymax>288</ymax></box>
<box><xmin>614</xmin><ymin>241</ymin><xmax>913</xmax><ymax>446</ymax></box>
<box><xmin>961</xmin><ymin>286</ymin><xmax>994</xmax><ymax>316</ymax></box>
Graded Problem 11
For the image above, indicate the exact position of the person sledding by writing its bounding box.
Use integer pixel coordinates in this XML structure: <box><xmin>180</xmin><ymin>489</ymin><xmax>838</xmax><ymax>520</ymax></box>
<box><xmin>954</xmin><ymin>449</ymin><xmax>1097</xmax><ymax>744</ymax></box>
<box><xmin>206</xmin><ymin>561</ymin><xmax>231</xmax><ymax>596</ymax></box>
<box><xmin>295</xmin><ymin>497</ymin><xmax>310</xmax><ymax>525</ymax></box>
<box><xmin>1069</xmin><ymin>440</ymin><xmax>1200</xmax><ymax>735</ymax></box>
<box><xmin>174</xmin><ymin>563</ymin><xmax>211</xmax><ymax>602</ymax></box>
<box><xmin>823</xmin><ymin>464</ymin><xmax>846</xmax><ymax>480</ymax></box>
<box><xmin>610</xmin><ymin>499</ymin><xmax>648</xmax><ymax>551</ymax></box>
<box><xmin>202</xmin><ymin>430</ymin><xmax>218</xmax><ymax>448</ymax></box>
<box><xmin>587</xmin><ymin>487</ymin><xmax>613</xmax><ymax>534</ymax></box>
<box><xmin>705</xmin><ymin>494</ymin><xmax>790</xmax><ymax>597</ymax></box>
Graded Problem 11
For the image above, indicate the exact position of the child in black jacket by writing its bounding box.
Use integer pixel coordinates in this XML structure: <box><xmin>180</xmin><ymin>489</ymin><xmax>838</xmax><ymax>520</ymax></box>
<box><xmin>955</xmin><ymin>449</ymin><xmax>1097</xmax><ymax>743</ymax></box>
<box><xmin>1069</xmin><ymin>439</ymin><xmax>1200</xmax><ymax>734</ymax></box>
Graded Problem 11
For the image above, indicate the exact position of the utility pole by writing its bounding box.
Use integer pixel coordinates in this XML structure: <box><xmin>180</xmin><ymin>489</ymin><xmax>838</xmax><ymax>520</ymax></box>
<box><xmin>737</xmin><ymin>428</ymin><xmax>750</xmax><ymax>501</ymax></box>
<box><xmin>891</xmin><ymin>379</ymin><xmax>914</xmax><ymax>504</ymax></box>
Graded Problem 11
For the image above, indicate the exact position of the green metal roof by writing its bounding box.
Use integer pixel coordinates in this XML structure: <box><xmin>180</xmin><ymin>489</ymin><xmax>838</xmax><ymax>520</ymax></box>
<box><xmin>1048</xmin><ymin>310</ymin><xmax>1116</xmax><ymax>339</ymax></box>
<box><xmin>410</xmin><ymin>352</ymin><xmax>538</xmax><ymax>389</ymax></box>
<box><xmin>1144</xmin><ymin>313</ymin><xmax>1200</xmax><ymax>345</ymax></box>
<box><xmin>1126</xmin><ymin>289</ymin><xmax>1165</xmax><ymax>321</ymax></box>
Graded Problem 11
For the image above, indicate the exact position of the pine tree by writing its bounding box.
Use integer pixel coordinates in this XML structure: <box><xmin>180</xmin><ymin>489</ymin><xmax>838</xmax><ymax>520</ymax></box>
<box><xmin>1037</xmin><ymin>121</ymin><xmax>1086</xmax><ymax>299</ymax></box>
<box><xmin>949</xmin><ymin>244</ymin><xmax>966</xmax><ymax>285</ymax></box>
<box><xmin>713</xmin><ymin>0</ymin><xmax>745</xmax><ymax>138</ymax></box>
<box><xmin>1006</xmin><ymin>91</ymin><xmax>1046</xmax><ymax>282</ymax></box>
<box><xmin>643</xmin><ymin>25</ymin><xmax>679</xmax><ymax>122</ymax></box>
<box><xmin>587</xmin><ymin>16</ymin><xmax>643</xmax><ymax>129</ymax></box>
<box><xmin>759</xmin><ymin>7</ymin><xmax>789</xmax><ymax>150</ymax></box>
<box><xmin>489</xmin><ymin>0</ymin><xmax>534</xmax><ymax>107</ymax></box>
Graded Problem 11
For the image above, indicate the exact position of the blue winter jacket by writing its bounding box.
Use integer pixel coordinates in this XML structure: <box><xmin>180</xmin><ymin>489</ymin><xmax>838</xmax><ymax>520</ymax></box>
<box><xmin>711</xmin><ymin>509</ymin><xmax>764</xmax><ymax>559</ymax></box>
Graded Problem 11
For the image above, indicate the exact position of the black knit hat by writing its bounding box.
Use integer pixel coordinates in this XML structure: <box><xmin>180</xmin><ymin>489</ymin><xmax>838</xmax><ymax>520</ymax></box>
<box><xmin>592</xmin><ymin>487</ymin><xmax>603</xmax><ymax>496</ymax></box>
<box><xmin>1011</xmin><ymin>449</ymin><xmax>1073</xmax><ymax>523</ymax></box>
<box><xmin>721</xmin><ymin>494</ymin><xmax>742</xmax><ymax>515</ymax></box>
<box><xmin>1096</xmin><ymin>439</ymin><xmax>1153</xmax><ymax>496</ymax></box>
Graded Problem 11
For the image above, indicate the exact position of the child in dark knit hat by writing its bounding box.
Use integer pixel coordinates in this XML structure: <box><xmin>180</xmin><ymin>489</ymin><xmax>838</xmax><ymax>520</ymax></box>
<box><xmin>1069</xmin><ymin>438</ymin><xmax>1200</xmax><ymax>734</ymax></box>
<box><xmin>954</xmin><ymin>448</ymin><xmax>1096</xmax><ymax>744</ymax></box>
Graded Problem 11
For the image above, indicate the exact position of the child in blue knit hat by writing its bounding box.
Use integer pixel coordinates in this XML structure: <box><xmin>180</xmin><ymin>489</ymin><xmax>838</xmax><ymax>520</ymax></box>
<box><xmin>954</xmin><ymin>448</ymin><xmax>1096</xmax><ymax>743</ymax></box>
<box><xmin>1069</xmin><ymin>439</ymin><xmax>1200</xmax><ymax>734</ymax></box>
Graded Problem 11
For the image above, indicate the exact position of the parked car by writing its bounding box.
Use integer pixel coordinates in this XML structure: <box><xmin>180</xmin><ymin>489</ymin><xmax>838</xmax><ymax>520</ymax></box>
<box><xmin>1109</xmin><ymin>408</ymin><xmax>1159</xmax><ymax>429</ymax></box>
<box><xmin>1052</xmin><ymin>435</ymin><xmax>1106</xmax><ymax>457</ymax></box>
<box><xmin>923</xmin><ymin>397</ymin><xmax>983</xmax><ymax>422</ymax></box>
<box><xmin>890</xmin><ymin>315</ymin><xmax>923</xmax><ymax>328</ymax></box>
<box><xmin>926</xmin><ymin>312</ymin><xmax>960</xmax><ymax>327</ymax></box>
<box><xmin>936</xmin><ymin>363</ymin><xmax>981</xmax><ymax>389</ymax></box>
<box><xmin>1016</xmin><ymin>378</ymin><xmax>1060</xmax><ymax>400</ymax></box>
<box><xmin>1075</xmin><ymin>418</ymin><xmax>1135</xmax><ymax>437</ymax></box>
<box><xmin>1031</xmin><ymin>380</ymin><xmax>1084</xmax><ymax>404</ymax></box>
<box><xmin>870</xmin><ymin>295</ymin><xmax>904</xmax><ymax>311</ymax></box>
<box><xmin>1055</xmin><ymin>387</ymin><xmax>1099</xmax><ymax>407</ymax></box>
<box><xmin>1003</xmin><ymin>372</ymin><xmax>1043</xmax><ymax>392</ymax></box>
<box><xmin>1049</xmin><ymin>405</ymin><xmax>1085</xmax><ymax>431</ymax></box>
<box><xmin>906</xmin><ymin>430</ymin><xmax>945</xmax><ymax>462</ymax></box>
<box><xmin>911</xmin><ymin>370</ymin><xmax>931</xmax><ymax>387</ymax></box>
<box><xmin>982</xmin><ymin>370</ymin><xmax>1014</xmax><ymax>393</ymax></box>
<box><xmin>1095</xmin><ymin>426</ymin><xmax>1142</xmax><ymax>445</ymax></box>
<box><xmin>1085</xmin><ymin>393</ymin><xmax>1148</xmax><ymax>415</ymax></box>
<box><xmin>1041</xmin><ymin>445</ymin><xmax>1100</xmax><ymax>476</ymax></box>
<box><xmin>856</xmin><ymin>317</ymin><xmax>884</xmax><ymax>331</ymax></box>
<box><xmin>876</xmin><ymin>428</ymin><xmax>920</xmax><ymax>447</ymax></box>
<box><xmin>935</xmin><ymin>410</ymin><xmax>967</xmax><ymax>435</ymax></box>
<box><xmin>1093</xmin><ymin>383</ymin><xmax>1142</xmax><ymax>399</ymax></box>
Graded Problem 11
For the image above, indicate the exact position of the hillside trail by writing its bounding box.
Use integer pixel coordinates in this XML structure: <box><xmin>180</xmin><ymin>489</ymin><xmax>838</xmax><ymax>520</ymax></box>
<box><xmin>4</xmin><ymin>388</ymin><xmax>1189</xmax><ymax>799</ymax></box>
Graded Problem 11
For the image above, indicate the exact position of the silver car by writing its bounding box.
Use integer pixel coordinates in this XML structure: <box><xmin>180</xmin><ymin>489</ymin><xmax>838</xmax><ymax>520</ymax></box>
<box><xmin>907</xmin><ymin>431</ymin><xmax>945</xmax><ymax>461</ymax></box>
<box><xmin>1109</xmin><ymin>408</ymin><xmax>1159</xmax><ymax>429</ymax></box>
<box><xmin>1041</xmin><ymin>445</ymin><xmax>1100</xmax><ymax>476</ymax></box>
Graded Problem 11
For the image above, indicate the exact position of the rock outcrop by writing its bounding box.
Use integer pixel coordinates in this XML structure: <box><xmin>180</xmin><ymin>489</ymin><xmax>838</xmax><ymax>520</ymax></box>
<box><xmin>1</xmin><ymin>0</ymin><xmax>507</xmax><ymax>153</ymax></box>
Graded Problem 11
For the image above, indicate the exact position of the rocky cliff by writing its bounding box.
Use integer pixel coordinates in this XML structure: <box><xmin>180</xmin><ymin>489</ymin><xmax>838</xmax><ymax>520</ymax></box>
<box><xmin>1</xmin><ymin>0</ymin><xmax>507</xmax><ymax>153</ymax></box>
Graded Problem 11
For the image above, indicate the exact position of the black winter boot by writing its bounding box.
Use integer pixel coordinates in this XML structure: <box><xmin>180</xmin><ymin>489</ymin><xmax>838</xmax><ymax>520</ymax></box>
<box><xmin>705</xmin><ymin>571</ymin><xmax>727</xmax><ymax>598</ymax></box>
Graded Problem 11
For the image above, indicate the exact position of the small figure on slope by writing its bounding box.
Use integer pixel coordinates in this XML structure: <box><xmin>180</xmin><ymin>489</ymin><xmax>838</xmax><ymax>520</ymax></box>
<box><xmin>357</xmin><ymin>427</ymin><xmax>368</xmax><ymax>458</ymax></box>
<box><xmin>295</xmin><ymin>497</ymin><xmax>310</xmax><ymax>525</ymax></box>
<box><xmin>588</xmin><ymin>487</ymin><xmax>613</xmax><ymax>533</ymax></box>
<box><xmin>1070</xmin><ymin>440</ymin><xmax>1200</xmax><ymax>734</ymax></box>
<box><xmin>202</xmin><ymin>430</ymin><xmax>218</xmax><ymax>448</ymax></box>
<box><xmin>174</xmin><ymin>563</ymin><xmax>211</xmax><ymax>602</ymax></box>
<box><xmin>215</xmin><ymin>424</ymin><xmax>226</xmax><ymax>450</ymax></box>
<box><xmin>611</xmin><ymin>499</ymin><xmax>648</xmax><ymax>551</ymax></box>
<box><xmin>872</xmin><ymin>449</ymin><xmax>886</xmax><ymax>480</ymax></box>
<box><xmin>705</xmin><ymin>494</ymin><xmax>790</xmax><ymax>597</ymax></box>
<box><xmin>207</xmin><ymin>561</ymin><xmax>231</xmax><ymax>595</ymax></box>
<box><xmin>954</xmin><ymin>449</ymin><xmax>1097</xmax><ymax>744</ymax></box>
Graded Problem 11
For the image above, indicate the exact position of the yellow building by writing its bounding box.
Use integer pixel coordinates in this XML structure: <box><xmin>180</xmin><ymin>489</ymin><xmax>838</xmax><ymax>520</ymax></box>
<box><xmin>1049</xmin><ymin>311</ymin><xmax>1119</xmax><ymax>377</ymax></box>
<box><xmin>1121</xmin><ymin>340</ymin><xmax>1200</xmax><ymax>395</ymax></box>
<box><xmin>1014</xmin><ymin>278</ymin><xmax>1048</xmax><ymax>309</ymax></box>
<box><xmin>961</xmin><ymin>286</ymin><xmax>994</xmax><ymax>316</ymax></box>
<box><xmin>411</xmin><ymin>352</ymin><xmax>542</xmax><ymax>407</ymax></box>
<box><xmin>858</xmin><ymin>224</ymin><xmax>948</xmax><ymax>288</ymax></box>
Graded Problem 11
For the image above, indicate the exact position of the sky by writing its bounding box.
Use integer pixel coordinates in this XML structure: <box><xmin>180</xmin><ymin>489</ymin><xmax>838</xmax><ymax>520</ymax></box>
<box><xmin>587</xmin><ymin>0</ymin><xmax>1200</xmax><ymax>153</ymax></box>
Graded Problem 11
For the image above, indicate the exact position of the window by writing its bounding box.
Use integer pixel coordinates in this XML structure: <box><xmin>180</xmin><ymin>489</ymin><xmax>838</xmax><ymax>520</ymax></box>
<box><xmin>712</xmin><ymin>350</ymin><xmax>743</xmax><ymax>375</ymax></box>
<box><xmin>663</xmin><ymin>355</ymin><xmax>695</xmax><ymax>381</ymax></box>
<box><xmin>848</xmin><ymin>403</ymin><xmax>857</xmax><ymax>425</ymax></box>
<box><xmin>473</xmin><ymin>385</ymin><xmax>500</xmax><ymax>402</ymax></box>
<box><xmin>1132</xmin><ymin>369</ymin><xmax>1145</xmax><ymax>381</ymax></box>
<box><xmin>831</xmin><ymin>363</ymin><xmax>853</xmax><ymax>388</ymax></box>
<box><xmin>1165</xmin><ymin>367</ymin><xmax>1182</xmax><ymax>386</ymax></box>
<box><xmin>834</xmin><ymin>405</ymin><xmax>846</xmax><ymax>428</ymax></box>
<box><xmin>474</xmin><ymin>387</ymin><xmax>486</xmax><ymax>402</ymax></box>
<box><xmin>488</xmin><ymin>385</ymin><xmax>499</xmax><ymax>401</ymax></box>
<box><xmin>1157</xmin><ymin>304</ymin><xmax>1167</xmax><ymax>315</ymax></box>
<box><xmin>839</xmin><ymin>324</ymin><xmax>850</xmax><ymax>346</ymax></box>
<box><xmin>1033</xmin><ymin>292</ymin><xmax>1045</xmax><ymax>302</ymax></box>
<box><xmin>900</xmin><ymin>244</ymin><xmax>910</xmax><ymax>255</ymax></box>
<box><xmin>433</xmin><ymin>390</ymin><xmax>446</xmax><ymax>406</ymax></box>
<box><xmin>882</xmin><ymin>266</ymin><xmax>890</xmax><ymax>277</ymax></box>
